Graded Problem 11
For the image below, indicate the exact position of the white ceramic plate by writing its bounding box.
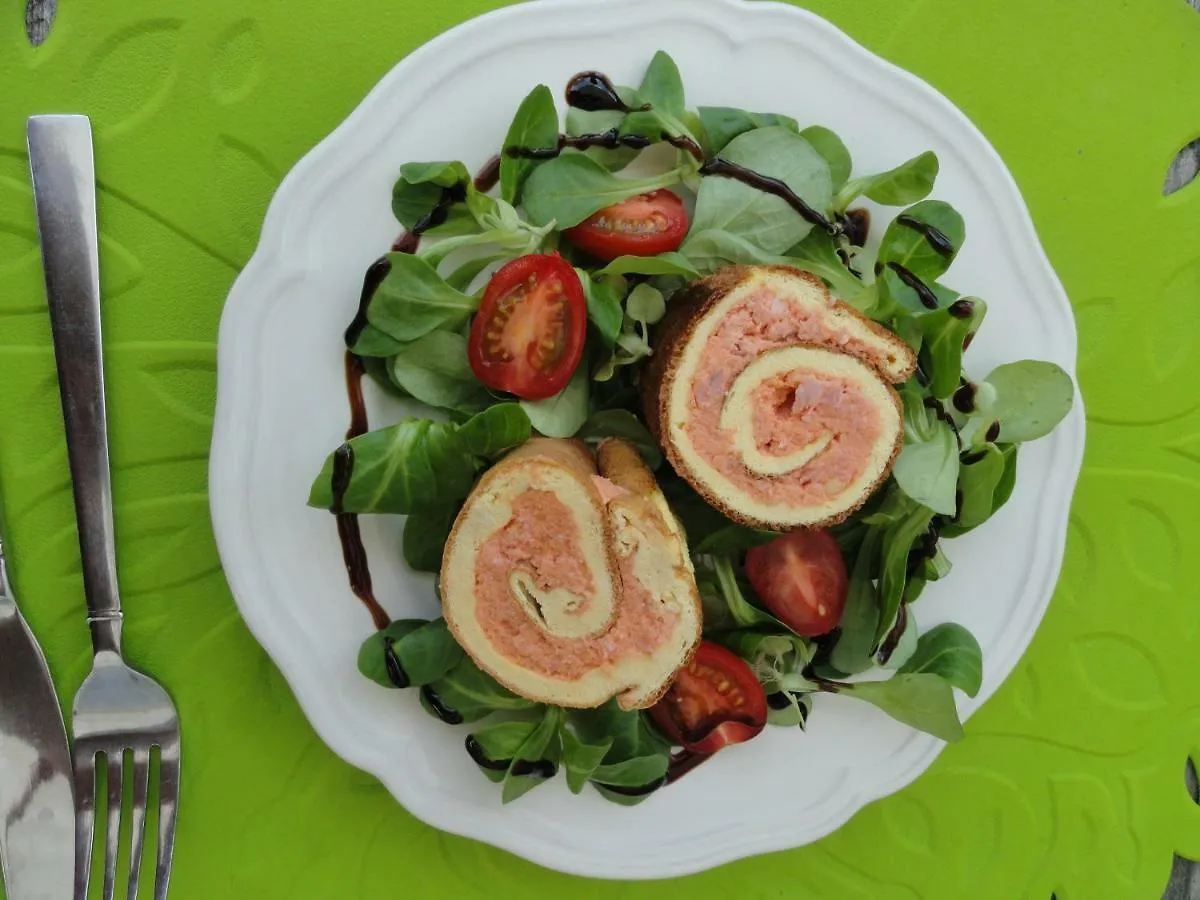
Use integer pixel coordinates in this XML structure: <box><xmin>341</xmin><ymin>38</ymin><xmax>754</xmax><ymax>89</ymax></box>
<box><xmin>210</xmin><ymin>0</ymin><xmax>1085</xmax><ymax>879</ymax></box>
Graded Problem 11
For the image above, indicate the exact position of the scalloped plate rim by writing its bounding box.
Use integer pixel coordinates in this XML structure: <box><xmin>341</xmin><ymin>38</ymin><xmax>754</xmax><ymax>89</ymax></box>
<box><xmin>210</xmin><ymin>0</ymin><xmax>1086</xmax><ymax>879</ymax></box>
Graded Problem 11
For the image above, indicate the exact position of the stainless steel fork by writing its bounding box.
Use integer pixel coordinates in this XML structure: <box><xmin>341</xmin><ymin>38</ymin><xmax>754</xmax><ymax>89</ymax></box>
<box><xmin>27</xmin><ymin>114</ymin><xmax>181</xmax><ymax>900</ymax></box>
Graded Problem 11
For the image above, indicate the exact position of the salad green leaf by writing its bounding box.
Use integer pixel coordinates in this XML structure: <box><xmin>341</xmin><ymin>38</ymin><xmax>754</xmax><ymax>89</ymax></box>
<box><xmin>594</xmin><ymin>251</ymin><xmax>699</xmax><ymax>280</ymax></box>
<box><xmin>690</xmin><ymin>126</ymin><xmax>834</xmax><ymax>254</ymax></box>
<box><xmin>637</xmin><ymin>50</ymin><xmax>686</xmax><ymax>119</ymax></box>
<box><xmin>940</xmin><ymin>443</ymin><xmax>1011</xmax><ymax>537</ymax></box>
<box><xmin>423</xmin><ymin>655</ymin><xmax>537</xmax><ymax>723</ymax></box>
<box><xmin>696</xmin><ymin>107</ymin><xmax>799</xmax><ymax>157</ymax></box>
<box><xmin>520</xmin><ymin>364</ymin><xmax>590</xmax><ymax>437</ymax></box>
<box><xmin>976</xmin><ymin>360</ymin><xmax>1075</xmax><ymax>443</ymax></box>
<box><xmin>591</xmin><ymin>754</ymin><xmax>669</xmax><ymax>789</ymax></box>
<box><xmin>570</xmin><ymin>701</ymin><xmax>669</xmax><ymax>765</ymax></box>
<box><xmin>836</xmin><ymin>151</ymin><xmax>938</xmax><ymax>210</ymax></box>
<box><xmin>349</xmin><ymin>322</ymin><xmax>405</xmax><ymax>359</ymax></box>
<box><xmin>877</xmin><ymin>200</ymin><xmax>965</xmax><ymax>282</ymax></box>
<box><xmin>308</xmin><ymin>418</ymin><xmax>477</xmax><ymax>515</ymax></box>
<box><xmin>898</xmin><ymin>622</ymin><xmax>984</xmax><ymax>697</ymax></box>
<box><xmin>705</xmin><ymin>556</ymin><xmax>781</xmax><ymax>630</ymax></box>
<box><xmin>500</xmin><ymin>84</ymin><xmax>560</xmax><ymax>204</ymax></box>
<box><xmin>578</xmin><ymin>268</ymin><xmax>624</xmax><ymax>348</ymax></box>
<box><xmin>876</xmin><ymin>497</ymin><xmax>935</xmax><ymax>643</ymax></box>
<box><xmin>456</xmin><ymin>403</ymin><xmax>532</xmax><ymax>458</ymax></box>
<box><xmin>693</xmin><ymin>524</ymin><xmax>778</xmax><ymax>555</ymax></box>
<box><xmin>523</xmin><ymin>153</ymin><xmax>684</xmax><ymax>228</ymax></box>
<box><xmin>833</xmin><ymin>673</ymin><xmax>964</xmax><ymax>742</ymax></box>
<box><xmin>503</xmin><ymin>706</ymin><xmax>565</xmax><ymax>802</ymax></box>
<box><xmin>358</xmin><ymin>619</ymin><xmax>464</xmax><ymax>688</ymax></box>
<box><xmin>829</xmin><ymin>529</ymin><xmax>882</xmax><ymax>676</ymax></box>
<box><xmin>402</xmin><ymin>506</ymin><xmax>457</xmax><ymax>573</ymax></box>
<box><xmin>893</xmin><ymin>417</ymin><xmax>959</xmax><ymax>516</ymax></box>
<box><xmin>799</xmin><ymin>125</ymin><xmax>852</xmax><ymax>190</ymax></box>
<box><xmin>918</xmin><ymin>299</ymin><xmax>987</xmax><ymax>399</ymax></box>
<box><xmin>391</xmin><ymin>161</ymin><xmax>476</xmax><ymax>236</ymax></box>
<box><xmin>388</xmin><ymin>331</ymin><xmax>490</xmax><ymax>413</ymax></box>
<box><xmin>561</xmin><ymin>730</ymin><xmax>613</xmax><ymax>794</ymax></box>
<box><xmin>366</xmin><ymin>252</ymin><xmax>478</xmax><ymax>343</ymax></box>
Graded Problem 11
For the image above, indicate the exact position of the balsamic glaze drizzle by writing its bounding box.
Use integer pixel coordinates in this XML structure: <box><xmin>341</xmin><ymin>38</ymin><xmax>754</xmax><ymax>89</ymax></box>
<box><xmin>565</xmin><ymin>70</ymin><xmax>641</xmax><ymax>112</ymax></box>
<box><xmin>383</xmin><ymin>639</ymin><xmax>410</xmax><ymax>688</ymax></box>
<box><xmin>767</xmin><ymin>691</ymin><xmax>794</xmax><ymax>710</ymax></box>
<box><xmin>465</xmin><ymin>736</ymin><xmax>557</xmax><ymax>778</ymax></box>
<box><xmin>886</xmin><ymin>261</ymin><xmax>939</xmax><ymax>310</ymax></box>
<box><xmin>344</xmin><ymin>256</ymin><xmax>395</xmax><ymax>349</ymax></box>
<box><xmin>841</xmin><ymin>207</ymin><xmax>871</xmax><ymax>248</ymax></box>
<box><xmin>896</xmin><ymin>214</ymin><xmax>955</xmax><ymax>257</ymax></box>
<box><xmin>948</xmin><ymin>298</ymin><xmax>975</xmax><ymax>319</ymax></box>
<box><xmin>595</xmin><ymin>776</ymin><xmax>669</xmax><ymax>797</ymax></box>
<box><xmin>474</xmin><ymin>154</ymin><xmax>502</xmax><ymax>193</ymax></box>
<box><xmin>876</xmin><ymin>604</ymin><xmax>909</xmax><ymax>663</ymax></box>
<box><xmin>952</xmin><ymin>382</ymin><xmax>977</xmax><ymax>414</ymax></box>
<box><xmin>330</xmin><ymin>355</ymin><xmax>391</xmax><ymax>632</ymax></box>
<box><xmin>699</xmin><ymin>157</ymin><xmax>839</xmax><ymax>234</ymax></box>
<box><xmin>421</xmin><ymin>685</ymin><xmax>464</xmax><ymax>725</ymax></box>
<box><xmin>504</xmin><ymin>129</ymin><xmax>652</xmax><ymax>160</ymax></box>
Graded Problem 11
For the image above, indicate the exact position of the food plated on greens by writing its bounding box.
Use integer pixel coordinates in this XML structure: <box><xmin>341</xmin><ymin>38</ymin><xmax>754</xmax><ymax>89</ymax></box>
<box><xmin>307</xmin><ymin>50</ymin><xmax>1075</xmax><ymax>807</ymax></box>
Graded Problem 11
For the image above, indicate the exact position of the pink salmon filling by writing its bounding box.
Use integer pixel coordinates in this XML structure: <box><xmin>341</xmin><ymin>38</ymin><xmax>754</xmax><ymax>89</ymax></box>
<box><xmin>474</xmin><ymin>490</ymin><xmax>679</xmax><ymax>681</ymax></box>
<box><xmin>684</xmin><ymin>289</ymin><xmax>887</xmax><ymax>506</ymax></box>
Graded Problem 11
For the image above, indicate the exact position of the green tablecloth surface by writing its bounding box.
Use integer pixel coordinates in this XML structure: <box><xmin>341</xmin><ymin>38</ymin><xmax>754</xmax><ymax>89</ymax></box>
<box><xmin>2</xmin><ymin>1</ymin><xmax>1200</xmax><ymax>897</ymax></box>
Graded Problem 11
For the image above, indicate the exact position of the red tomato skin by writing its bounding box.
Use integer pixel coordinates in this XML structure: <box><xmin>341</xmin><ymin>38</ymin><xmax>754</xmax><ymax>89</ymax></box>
<box><xmin>467</xmin><ymin>254</ymin><xmax>586</xmax><ymax>401</ymax></box>
<box><xmin>564</xmin><ymin>190</ymin><xmax>689</xmax><ymax>262</ymax></box>
<box><xmin>649</xmin><ymin>642</ymin><xmax>768</xmax><ymax>754</ymax></box>
<box><xmin>745</xmin><ymin>531</ymin><xmax>849</xmax><ymax>637</ymax></box>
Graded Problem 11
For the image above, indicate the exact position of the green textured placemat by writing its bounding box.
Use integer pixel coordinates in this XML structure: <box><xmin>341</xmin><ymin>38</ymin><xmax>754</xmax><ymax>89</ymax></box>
<box><xmin>2</xmin><ymin>1</ymin><xmax>1199</xmax><ymax>897</ymax></box>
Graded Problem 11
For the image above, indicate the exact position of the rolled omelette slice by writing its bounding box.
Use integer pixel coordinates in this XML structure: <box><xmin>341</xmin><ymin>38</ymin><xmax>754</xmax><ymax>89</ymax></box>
<box><xmin>642</xmin><ymin>265</ymin><xmax>917</xmax><ymax>530</ymax></box>
<box><xmin>441</xmin><ymin>437</ymin><xmax>702</xmax><ymax>709</ymax></box>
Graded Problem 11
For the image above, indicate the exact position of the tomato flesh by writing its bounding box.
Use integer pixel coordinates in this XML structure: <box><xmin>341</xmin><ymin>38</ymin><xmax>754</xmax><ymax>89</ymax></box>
<box><xmin>649</xmin><ymin>642</ymin><xmax>767</xmax><ymax>754</ymax></box>
<box><xmin>467</xmin><ymin>254</ymin><xmax>586</xmax><ymax>400</ymax></box>
<box><xmin>564</xmin><ymin>190</ymin><xmax>689</xmax><ymax>261</ymax></box>
<box><xmin>745</xmin><ymin>531</ymin><xmax>848</xmax><ymax>637</ymax></box>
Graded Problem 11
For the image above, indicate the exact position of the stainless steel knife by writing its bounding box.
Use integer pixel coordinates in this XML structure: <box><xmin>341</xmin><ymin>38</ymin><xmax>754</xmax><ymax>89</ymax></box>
<box><xmin>0</xmin><ymin>529</ymin><xmax>74</xmax><ymax>898</ymax></box>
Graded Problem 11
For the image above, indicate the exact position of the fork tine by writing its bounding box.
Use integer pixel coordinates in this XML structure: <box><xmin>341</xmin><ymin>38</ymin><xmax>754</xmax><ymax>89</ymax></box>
<box><xmin>153</xmin><ymin>741</ymin><xmax>180</xmax><ymax>900</ymax></box>
<box><xmin>126</xmin><ymin>747</ymin><xmax>150</xmax><ymax>900</ymax></box>
<box><xmin>74</xmin><ymin>749</ymin><xmax>97</xmax><ymax>900</ymax></box>
<box><xmin>103</xmin><ymin>751</ymin><xmax>124</xmax><ymax>900</ymax></box>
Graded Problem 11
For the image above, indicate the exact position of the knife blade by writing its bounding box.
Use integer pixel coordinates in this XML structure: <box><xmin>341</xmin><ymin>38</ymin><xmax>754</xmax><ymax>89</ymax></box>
<box><xmin>0</xmin><ymin>531</ymin><xmax>74</xmax><ymax>900</ymax></box>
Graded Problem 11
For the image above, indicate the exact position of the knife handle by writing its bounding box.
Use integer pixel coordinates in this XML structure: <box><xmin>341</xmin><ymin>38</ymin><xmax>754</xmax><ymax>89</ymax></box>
<box><xmin>28</xmin><ymin>115</ymin><xmax>123</xmax><ymax>656</ymax></box>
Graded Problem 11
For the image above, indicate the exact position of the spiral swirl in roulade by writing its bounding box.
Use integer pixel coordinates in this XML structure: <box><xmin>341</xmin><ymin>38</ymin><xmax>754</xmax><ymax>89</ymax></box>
<box><xmin>441</xmin><ymin>438</ymin><xmax>702</xmax><ymax>709</ymax></box>
<box><xmin>643</xmin><ymin>266</ymin><xmax>916</xmax><ymax>530</ymax></box>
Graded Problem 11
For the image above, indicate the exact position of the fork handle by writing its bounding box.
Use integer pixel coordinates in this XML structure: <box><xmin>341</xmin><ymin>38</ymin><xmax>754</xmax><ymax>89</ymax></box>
<box><xmin>28</xmin><ymin>115</ymin><xmax>123</xmax><ymax>656</ymax></box>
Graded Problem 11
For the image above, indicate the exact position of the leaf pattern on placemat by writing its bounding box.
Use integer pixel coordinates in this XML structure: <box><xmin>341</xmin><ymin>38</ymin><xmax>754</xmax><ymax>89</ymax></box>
<box><xmin>1</xmin><ymin>0</ymin><xmax>1199</xmax><ymax>899</ymax></box>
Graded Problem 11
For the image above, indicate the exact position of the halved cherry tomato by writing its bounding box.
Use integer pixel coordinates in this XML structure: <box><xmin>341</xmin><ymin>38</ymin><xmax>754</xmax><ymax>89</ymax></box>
<box><xmin>564</xmin><ymin>190</ymin><xmax>689</xmax><ymax>261</ymax></box>
<box><xmin>745</xmin><ymin>531</ymin><xmax>848</xmax><ymax>637</ymax></box>
<box><xmin>467</xmin><ymin>254</ymin><xmax>586</xmax><ymax>400</ymax></box>
<box><xmin>649</xmin><ymin>641</ymin><xmax>767</xmax><ymax>754</ymax></box>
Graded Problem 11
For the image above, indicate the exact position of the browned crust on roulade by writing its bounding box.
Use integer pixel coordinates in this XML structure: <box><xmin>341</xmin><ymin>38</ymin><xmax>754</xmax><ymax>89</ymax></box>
<box><xmin>642</xmin><ymin>266</ymin><xmax>911</xmax><ymax>532</ymax></box>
